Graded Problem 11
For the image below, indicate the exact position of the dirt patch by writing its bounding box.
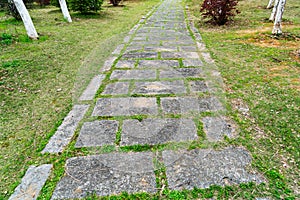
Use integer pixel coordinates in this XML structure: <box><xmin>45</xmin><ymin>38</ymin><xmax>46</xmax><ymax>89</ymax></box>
<box><xmin>244</xmin><ymin>32</ymin><xmax>300</xmax><ymax>49</ymax></box>
<box><xmin>269</xmin><ymin>66</ymin><xmax>289</xmax><ymax>71</ymax></box>
<box><xmin>290</xmin><ymin>49</ymin><xmax>300</xmax><ymax>62</ymax></box>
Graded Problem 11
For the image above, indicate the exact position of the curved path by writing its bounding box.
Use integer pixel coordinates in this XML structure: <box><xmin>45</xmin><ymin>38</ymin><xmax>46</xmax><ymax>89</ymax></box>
<box><xmin>9</xmin><ymin>0</ymin><xmax>264</xmax><ymax>199</ymax></box>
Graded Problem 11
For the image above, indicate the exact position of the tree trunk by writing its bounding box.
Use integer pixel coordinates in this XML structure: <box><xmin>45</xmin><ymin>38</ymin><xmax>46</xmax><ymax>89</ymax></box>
<box><xmin>58</xmin><ymin>0</ymin><xmax>72</xmax><ymax>22</ymax></box>
<box><xmin>267</xmin><ymin>0</ymin><xmax>275</xmax><ymax>8</ymax></box>
<box><xmin>12</xmin><ymin>0</ymin><xmax>38</xmax><ymax>39</ymax></box>
<box><xmin>272</xmin><ymin>0</ymin><xmax>286</xmax><ymax>35</ymax></box>
<box><xmin>269</xmin><ymin>0</ymin><xmax>279</xmax><ymax>21</ymax></box>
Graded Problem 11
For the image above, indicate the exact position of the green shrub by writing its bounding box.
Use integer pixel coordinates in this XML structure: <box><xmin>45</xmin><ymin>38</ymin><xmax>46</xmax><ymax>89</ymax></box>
<box><xmin>0</xmin><ymin>33</ymin><xmax>13</xmax><ymax>45</ymax></box>
<box><xmin>69</xmin><ymin>0</ymin><xmax>103</xmax><ymax>13</ymax></box>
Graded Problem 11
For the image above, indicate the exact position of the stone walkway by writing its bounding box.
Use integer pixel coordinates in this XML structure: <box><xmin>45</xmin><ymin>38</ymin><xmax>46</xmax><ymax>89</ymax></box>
<box><xmin>9</xmin><ymin>0</ymin><xmax>264</xmax><ymax>199</ymax></box>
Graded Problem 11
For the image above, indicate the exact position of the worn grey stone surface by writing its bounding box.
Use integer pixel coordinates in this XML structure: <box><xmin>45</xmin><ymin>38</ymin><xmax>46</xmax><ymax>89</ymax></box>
<box><xmin>121</xmin><ymin>118</ymin><xmax>197</xmax><ymax>146</ymax></box>
<box><xmin>9</xmin><ymin>164</ymin><xmax>52</xmax><ymax>200</ymax></box>
<box><xmin>100</xmin><ymin>56</ymin><xmax>117</xmax><ymax>72</ymax></box>
<box><xmin>122</xmin><ymin>52</ymin><xmax>158</xmax><ymax>59</ymax></box>
<box><xmin>42</xmin><ymin>105</ymin><xmax>89</xmax><ymax>153</ymax></box>
<box><xmin>179</xmin><ymin>46</ymin><xmax>197</xmax><ymax>52</ymax></box>
<box><xmin>123</xmin><ymin>36</ymin><xmax>131</xmax><ymax>43</ymax></box>
<box><xmin>144</xmin><ymin>46</ymin><xmax>178</xmax><ymax>52</ymax></box>
<box><xmin>161</xmin><ymin>52</ymin><xmax>199</xmax><ymax>59</ymax></box>
<box><xmin>110</xmin><ymin>70</ymin><xmax>156</xmax><ymax>80</ymax></box>
<box><xmin>75</xmin><ymin>120</ymin><xmax>119</xmax><ymax>147</ymax></box>
<box><xmin>162</xmin><ymin>147</ymin><xmax>264</xmax><ymax>190</ymax></box>
<box><xmin>115</xmin><ymin>60</ymin><xmax>137</xmax><ymax>69</ymax></box>
<box><xmin>161</xmin><ymin>97</ymin><xmax>223</xmax><ymax>114</ymax></box>
<box><xmin>92</xmin><ymin>98</ymin><xmax>158</xmax><ymax>116</ymax></box>
<box><xmin>161</xmin><ymin>97</ymin><xmax>199</xmax><ymax>114</ymax></box>
<box><xmin>51</xmin><ymin>152</ymin><xmax>156</xmax><ymax>199</ymax></box>
<box><xmin>160</xmin><ymin>68</ymin><xmax>203</xmax><ymax>79</ymax></box>
<box><xmin>112</xmin><ymin>44</ymin><xmax>125</xmax><ymax>55</ymax></box>
<box><xmin>138</xmin><ymin>60</ymin><xmax>179</xmax><ymax>68</ymax></box>
<box><xmin>182</xmin><ymin>59</ymin><xmax>203</xmax><ymax>67</ymax></box>
<box><xmin>163</xmin><ymin>40</ymin><xmax>195</xmax><ymax>46</ymax></box>
<box><xmin>125</xmin><ymin>46</ymin><xmax>143</xmax><ymax>53</ymax></box>
<box><xmin>199</xmin><ymin>97</ymin><xmax>224</xmax><ymax>112</ymax></box>
<box><xmin>102</xmin><ymin>82</ymin><xmax>130</xmax><ymax>95</ymax></box>
<box><xmin>79</xmin><ymin>75</ymin><xmax>105</xmax><ymax>101</ymax></box>
<box><xmin>202</xmin><ymin>117</ymin><xmax>235</xmax><ymax>141</ymax></box>
<box><xmin>189</xmin><ymin>80</ymin><xmax>208</xmax><ymax>93</ymax></box>
<box><xmin>133</xmin><ymin>80</ymin><xmax>186</xmax><ymax>95</ymax></box>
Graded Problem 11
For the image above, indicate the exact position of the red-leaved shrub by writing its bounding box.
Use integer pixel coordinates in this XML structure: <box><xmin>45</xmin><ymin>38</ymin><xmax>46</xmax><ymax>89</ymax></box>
<box><xmin>200</xmin><ymin>0</ymin><xmax>240</xmax><ymax>25</ymax></box>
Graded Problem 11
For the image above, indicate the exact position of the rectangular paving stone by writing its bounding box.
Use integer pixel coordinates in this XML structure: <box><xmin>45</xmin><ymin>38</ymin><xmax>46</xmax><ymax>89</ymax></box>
<box><xmin>160</xmin><ymin>68</ymin><xmax>203</xmax><ymax>79</ymax></box>
<box><xmin>161</xmin><ymin>97</ymin><xmax>199</xmax><ymax>114</ymax></box>
<box><xmin>115</xmin><ymin>60</ymin><xmax>137</xmax><ymax>69</ymax></box>
<box><xmin>179</xmin><ymin>46</ymin><xmax>198</xmax><ymax>52</ymax></box>
<box><xmin>148</xmin><ymin>36</ymin><xmax>177</xmax><ymax>41</ymax></box>
<box><xmin>162</xmin><ymin>148</ymin><xmax>264</xmax><ymax>190</ymax></box>
<box><xmin>42</xmin><ymin>105</ymin><xmax>89</xmax><ymax>153</ymax></box>
<box><xmin>163</xmin><ymin>40</ymin><xmax>195</xmax><ymax>46</ymax></box>
<box><xmin>121</xmin><ymin>118</ymin><xmax>197</xmax><ymax>146</ymax></box>
<box><xmin>92</xmin><ymin>97</ymin><xmax>158</xmax><ymax>116</ymax></box>
<box><xmin>122</xmin><ymin>52</ymin><xmax>158</xmax><ymax>59</ymax></box>
<box><xmin>199</xmin><ymin>96</ymin><xmax>224</xmax><ymax>112</ymax></box>
<box><xmin>102</xmin><ymin>82</ymin><xmax>130</xmax><ymax>95</ymax></box>
<box><xmin>112</xmin><ymin>44</ymin><xmax>125</xmax><ymax>55</ymax></box>
<box><xmin>79</xmin><ymin>74</ymin><xmax>105</xmax><ymax>101</ymax></box>
<box><xmin>182</xmin><ymin>59</ymin><xmax>203</xmax><ymax>67</ymax></box>
<box><xmin>160</xmin><ymin>97</ymin><xmax>223</xmax><ymax>114</ymax></box>
<box><xmin>124</xmin><ymin>46</ymin><xmax>144</xmax><ymax>53</ymax></box>
<box><xmin>75</xmin><ymin>120</ymin><xmax>119</xmax><ymax>147</ymax></box>
<box><xmin>9</xmin><ymin>164</ymin><xmax>52</xmax><ymax>200</ymax></box>
<box><xmin>51</xmin><ymin>152</ymin><xmax>156</xmax><ymax>199</ymax></box>
<box><xmin>189</xmin><ymin>80</ymin><xmax>208</xmax><ymax>93</ymax></box>
<box><xmin>161</xmin><ymin>52</ymin><xmax>199</xmax><ymax>59</ymax></box>
<box><xmin>110</xmin><ymin>70</ymin><xmax>156</xmax><ymax>80</ymax></box>
<box><xmin>123</xmin><ymin>36</ymin><xmax>131</xmax><ymax>43</ymax></box>
<box><xmin>100</xmin><ymin>56</ymin><xmax>117</xmax><ymax>72</ymax></box>
<box><xmin>138</xmin><ymin>60</ymin><xmax>179</xmax><ymax>68</ymax></box>
<box><xmin>202</xmin><ymin>117</ymin><xmax>235</xmax><ymax>142</ymax></box>
<box><xmin>133</xmin><ymin>80</ymin><xmax>186</xmax><ymax>95</ymax></box>
<box><xmin>132</xmin><ymin>37</ymin><xmax>146</xmax><ymax>41</ymax></box>
<box><xmin>144</xmin><ymin>46</ymin><xmax>178</xmax><ymax>52</ymax></box>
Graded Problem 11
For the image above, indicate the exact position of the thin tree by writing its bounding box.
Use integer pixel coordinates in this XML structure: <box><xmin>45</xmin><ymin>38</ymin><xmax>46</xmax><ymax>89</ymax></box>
<box><xmin>272</xmin><ymin>0</ymin><xmax>286</xmax><ymax>35</ymax></box>
<box><xmin>267</xmin><ymin>0</ymin><xmax>275</xmax><ymax>8</ymax></box>
<box><xmin>11</xmin><ymin>0</ymin><xmax>38</xmax><ymax>39</ymax></box>
<box><xmin>59</xmin><ymin>0</ymin><xmax>72</xmax><ymax>22</ymax></box>
<box><xmin>269</xmin><ymin>0</ymin><xmax>279</xmax><ymax>21</ymax></box>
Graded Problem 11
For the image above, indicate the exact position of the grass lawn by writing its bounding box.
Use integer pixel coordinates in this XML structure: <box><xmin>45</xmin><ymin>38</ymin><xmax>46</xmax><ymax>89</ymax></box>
<box><xmin>0</xmin><ymin>0</ymin><xmax>299</xmax><ymax>199</ymax></box>
<box><xmin>187</xmin><ymin>0</ymin><xmax>299</xmax><ymax>199</ymax></box>
<box><xmin>0</xmin><ymin>0</ymin><xmax>160</xmax><ymax>198</ymax></box>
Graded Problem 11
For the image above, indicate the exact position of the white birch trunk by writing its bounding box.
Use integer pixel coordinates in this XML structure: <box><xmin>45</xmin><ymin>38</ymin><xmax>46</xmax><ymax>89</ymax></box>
<box><xmin>12</xmin><ymin>0</ymin><xmax>38</xmax><ymax>39</ymax></box>
<box><xmin>269</xmin><ymin>0</ymin><xmax>279</xmax><ymax>21</ymax></box>
<box><xmin>58</xmin><ymin>0</ymin><xmax>72</xmax><ymax>22</ymax></box>
<box><xmin>272</xmin><ymin>0</ymin><xmax>286</xmax><ymax>35</ymax></box>
<box><xmin>267</xmin><ymin>0</ymin><xmax>275</xmax><ymax>8</ymax></box>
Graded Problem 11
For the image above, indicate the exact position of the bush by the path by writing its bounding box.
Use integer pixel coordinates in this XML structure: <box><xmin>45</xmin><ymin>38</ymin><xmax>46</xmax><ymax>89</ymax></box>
<box><xmin>200</xmin><ymin>0</ymin><xmax>240</xmax><ymax>25</ymax></box>
<box><xmin>69</xmin><ymin>0</ymin><xmax>103</xmax><ymax>13</ymax></box>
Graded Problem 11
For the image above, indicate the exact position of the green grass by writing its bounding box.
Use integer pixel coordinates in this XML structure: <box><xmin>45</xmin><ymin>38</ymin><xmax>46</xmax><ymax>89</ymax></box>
<box><xmin>186</xmin><ymin>0</ymin><xmax>300</xmax><ymax>199</ymax></box>
<box><xmin>0</xmin><ymin>0</ymin><xmax>161</xmax><ymax>198</ymax></box>
<box><xmin>1</xmin><ymin>0</ymin><xmax>300</xmax><ymax>199</ymax></box>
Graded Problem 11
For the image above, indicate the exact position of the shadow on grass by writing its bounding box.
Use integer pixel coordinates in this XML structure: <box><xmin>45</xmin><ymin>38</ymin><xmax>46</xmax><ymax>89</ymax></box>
<box><xmin>47</xmin><ymin>9</ymin><xmax>62</xmax><ymax>14</ymax></box>
<box><xmin>72</xmin><ymin>12</ymin><xmax>107</xmax><ymax>19</ymax></box>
